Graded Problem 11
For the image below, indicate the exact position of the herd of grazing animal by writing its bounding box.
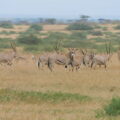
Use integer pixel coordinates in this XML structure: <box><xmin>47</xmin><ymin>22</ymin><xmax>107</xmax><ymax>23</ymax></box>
<box><xmin>1</xmin><ymin>41</ymin><xmax>120</xmax><ymax>72</ymax></box>
<box><xmin>32</xmin><ymin>40</ymin><xmax>116</xmax><ymax>72</ymax></box>
<box><xmin>32</xmin><ymin>42</ymin><xmax>113</xmax><ymax>72</ymax></box>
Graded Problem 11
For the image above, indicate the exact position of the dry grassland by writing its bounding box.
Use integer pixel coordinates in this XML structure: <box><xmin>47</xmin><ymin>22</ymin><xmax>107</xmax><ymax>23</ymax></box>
<box><xmin>0</xmin><ymin>54</ymin><xmax>119</xmax><ymax>120</ymax></box>
<box><xmin>0</xmin><ymin>24</ymin><xmax>120</xmax><ymax>119</ymax></box>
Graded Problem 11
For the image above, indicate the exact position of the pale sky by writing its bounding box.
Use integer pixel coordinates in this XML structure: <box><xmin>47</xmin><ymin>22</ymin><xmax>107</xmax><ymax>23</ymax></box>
<box><xmin>0</xmin><ymin>0</ymin><xmax>119</xmax><ymax>19</ymax></box>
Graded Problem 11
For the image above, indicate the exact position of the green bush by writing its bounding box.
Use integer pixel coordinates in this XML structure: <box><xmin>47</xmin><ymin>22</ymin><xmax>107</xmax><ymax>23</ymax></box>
<box><xmin>42</xmin><ymin>32</ymin><xmax>67</xmax><ymax>47</ymax></box>
<box><xmin>104</xmin><ymin>97</ymin><xmax>120</xmax><ymax>116</ymax></box>
<box><xmin>102</xmin><ymin>27</ymin><xmax>108</xmax><ymax>31</ymax></box>
<box><xmin>24</xmin><ymin>45</ymin><xmax>39</xmax><ymax>52</ymax></box>
<box><xmin>0</xmin><ymin>22</ymin><xmax>13</xmax><ymax>28</ymax></box>
<box><xmin>91</xmin><ymin>31</ymin><xmax>103</xmax><ymax>36</ymax></box>
<box><xmin>17</xmin><ymin>33</ymin><xmax>41</xmax><ymax>45</ymax></box>
<box><xmin>43</xmin><ymin>46</ymin><xmax>55</xmax><ymax>52</ymax></box>
<box><xmin>29</xmin><ymin>24</ymin><xmax>43</xmax><ymax>31</ymax></box>
<box><xmin>25</xmin><ymin>28</ymin><xmax>39</xmax><ymax>34</ymax></box>
<box><xmin>115</xmin><ymin>25</ymin><xmax>120</xmax><ymax>30</ymax></box>
<box><xmin>71</xmin><ymin>32</ymin><xmax>87</xmax><ymax>39</ymax></box>
<box><xmin>67</xmin><ymin>23</ymin><xmax>94</xmax><ymax>30</ymax></box>
<box><xmin>0</xmin><ymin>31</ymin><xmax>16</xmax><ymax>35</ymax></box>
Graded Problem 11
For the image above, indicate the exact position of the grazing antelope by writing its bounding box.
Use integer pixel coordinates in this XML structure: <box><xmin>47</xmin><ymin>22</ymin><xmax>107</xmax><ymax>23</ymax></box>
<box><xmin>91</xmin><ymin>40</ymin><xmax>112</xmax><ymax>69</ymax></box>
<box><xmin>0</xmin><ymin>42</ymin><xmax>17</xmax><ymax>66</ymax></box>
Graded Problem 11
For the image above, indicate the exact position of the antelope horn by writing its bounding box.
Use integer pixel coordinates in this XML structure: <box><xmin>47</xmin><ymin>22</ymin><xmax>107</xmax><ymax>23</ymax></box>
<box><xmin>105</xmin><ymin>39</ymin><xmax>109</xmax><ymax>54</ymax></box>
<box><xmin>80</xmin><ymin>49</ymin><xmax>85</xmax><ymax>55</ymax></box>
<box><xmin>10</xmin><ymin>41</ymin><xmax>16</xmax><ymax>52</ymax></box>
<box><xmin>109</xmin><ymin>39</ymin><xmax>111</xmax><ymax>54</ymax></box>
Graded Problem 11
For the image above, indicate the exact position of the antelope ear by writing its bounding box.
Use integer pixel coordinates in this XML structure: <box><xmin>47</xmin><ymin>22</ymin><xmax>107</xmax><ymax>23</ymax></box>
<box><xmin>75</xmin><ymin>48</ymin><xmax>79</xmax><ymax>51</ymax></box>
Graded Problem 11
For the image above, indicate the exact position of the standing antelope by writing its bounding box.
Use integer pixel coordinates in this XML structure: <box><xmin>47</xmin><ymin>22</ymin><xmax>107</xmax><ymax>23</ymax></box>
<box><xmin>81</xmin><ymin>49</ymin><xmax>94</xmax><ymax>67</ymax></box>
<box><xmin>0</xmin><ymin>42</ymin><xmax>17</xmax><ymax>66</ymax></box>
<box><xmin>91</xmin><ymin>40</ymin><xmax>112</xmax><ymax>69</ymax></box>
<box><xmin>47</xmin><ymin>52</ymin><xmax>69</xmax><ymax>72</ymax></box>
<box><xmin>64</xmin><ymin>48</ymin><xmax>83</xmax><ymax>71</ymax></box>
<box><xmin>32</xmin><ymin>52</ymin><xmax>67</xmax><ymax>71</ymax></box>
<box><xmin>38</xmin><ymin>53</ymin><xmax>50</xmax><ymax>70</ymax></box>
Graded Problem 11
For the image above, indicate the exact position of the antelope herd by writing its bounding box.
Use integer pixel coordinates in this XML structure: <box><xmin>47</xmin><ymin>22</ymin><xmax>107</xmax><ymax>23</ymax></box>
<box><xmin>30</xmin><ymin>39</ymin><xmax>116</xmax><ymax>71</ymax></box>
<box><xmin>1</xmin><ymin>41</ymin><xmax>120</xmax><ymax>72</ymax></box>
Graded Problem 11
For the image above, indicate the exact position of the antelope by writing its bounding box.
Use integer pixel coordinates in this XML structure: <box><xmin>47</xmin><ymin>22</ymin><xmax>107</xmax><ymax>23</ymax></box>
<box><xmin>80</xmin><ymin>49</ymin><xmax>94</xmax><ymax>67</ymax></box>
<box><xmin>47</xmin><ymin>48</ymin><xmax>84</xmax><ymax>72</ymax></box>
<box><xmin>38</xmin><ymin>53</ymin><xmax>49</xmax><ymax>70</ymax></box>
<box><xmin>0</xmin><ymin>42</ymin><xmax>17</xmax><ymax>66</ymax></box>
<box><xmin>32</xmin><ymin>52</ymin><xmax>66</xmax><ymax>71</ymax></box>
<box><xmin>91</xmin><ymin>40</ymin><xmax>112</xmax><ymax>69</ymax></box>
<box><xmin>47</xmin><ymin>52</ymin><xmax>69</xmax><ymax>71</ymax></box>
<box><xmin>32</xmin><ymin>55</ymin><xmax>43</xmax><ymax>68</ymax></box>
<box><xmin>64</xmin><ymin>48</ymin><xmax>83</xmax><ymax>71</ymax></box>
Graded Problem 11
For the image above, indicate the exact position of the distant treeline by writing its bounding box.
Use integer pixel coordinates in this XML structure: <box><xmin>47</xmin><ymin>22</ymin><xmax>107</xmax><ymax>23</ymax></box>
<box><xmin>1</xmin><ymin>15</ymin><xmax>120</xmax><ymax>25</ymax></box>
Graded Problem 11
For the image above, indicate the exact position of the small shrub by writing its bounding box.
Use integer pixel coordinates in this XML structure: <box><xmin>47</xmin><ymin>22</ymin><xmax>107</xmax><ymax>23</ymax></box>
<box><xmin>115</xmin><ymin>25</ymin><xmax>120</xmax><ymax>30</ymax></box>
<box><xmin>0</xmin><ymin>31</ymin><xmax>16</xmax><ymax>35</ymax></box>
<box><xmin>43</xmin><ymin>46</ymin><xmax>55</xmax><ymax>52</ymax></box>
<box><xmin>91</xmin><ymin>31</ymin><xmax>103</xmax><ymax>36</ymax></box>
<box><xmin>47</xmin><ymin>32</ymin><xmax>68</xmax><ymax>40</ymax></box>
<box><xmin>42</xmin><ymin>32</ymin><xmax>67</xmax><ymax>51</ymax></box>
<box><xmin>67</xmin><ymin>23</ymin><xmax>94</xmax><ymax>30</ymax></box>
<box><xmin>24</xmin><ymin>46</ymin><xmax>39</xmax><ymax>52</ymax></box>
<box><xmin>0</xmin><ymin>44</ymin><xmax>10</xmax><ymax>49</ymax></box>
<box><xmin>95</xmin><ymin>109</ymin><xmax>105</xmax><ymax>118</ymax></box>
<box><xmin>71</xmin><ymin>32</ymin><xmax>87</xmax><ymax>39</ymax></box>
<box><xmin>25</xmin><ymin>28</ymin><xmax>39</xmax><ymax>34</ymax></box>
<box><xmin>9</xmin><ymin>31</ymin><xmax>17</xmax><ymax>34</ymax></box>
<box><xmin>0</xmin><ymin>22</ymin><xmax>13</xmax><ymax>28</ymax></box>
<box><xmin>102</xmin><ymin>27</ymin><xmax>108</xmax><ymax>31</ymax></box>
<box><xmin>104</xmin><ymin>97</ymin><xmax>120</xmax><ymax>116</ymax></box>
<box><xmin>29</xmin><ymin>24</ymin><xmax>43</xmax><ymax>31</ymax></box>
<box><xmin>17</xmin><ymin>33</ymin><xmax>41</xmax><ymax>45</ymax></box>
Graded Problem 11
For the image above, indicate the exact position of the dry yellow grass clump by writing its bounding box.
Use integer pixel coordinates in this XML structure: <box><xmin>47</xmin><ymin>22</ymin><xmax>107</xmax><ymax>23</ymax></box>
<box><xmin>0</xmin><ymin>54</ymin><xmax>119</xmax><ymax>120</ymax></box>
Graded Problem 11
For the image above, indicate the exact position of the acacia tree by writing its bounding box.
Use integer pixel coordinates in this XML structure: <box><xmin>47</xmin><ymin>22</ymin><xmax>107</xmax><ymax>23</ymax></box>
<box><xmin>45</xmin><ymin>18</ymin><xmax>56</xmax><ymax>24</ymax></box>
<box><xmin>80</xmin><ymin>15</ymin><xmax>90</xmax><ymax>22</ymax></box>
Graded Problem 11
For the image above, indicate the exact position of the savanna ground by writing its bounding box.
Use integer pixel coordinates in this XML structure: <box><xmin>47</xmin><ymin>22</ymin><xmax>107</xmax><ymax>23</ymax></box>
<box><xmin>0</xmin><ymin>23</ymin><xmax>120</xmax><ymax>120</ymax></box>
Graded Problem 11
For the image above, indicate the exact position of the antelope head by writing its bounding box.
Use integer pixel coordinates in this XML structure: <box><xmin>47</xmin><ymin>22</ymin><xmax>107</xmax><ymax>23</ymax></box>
<box><xmin>68</xmin><ymin>48</ymin><xmax>77</xmax><ymax>60</ymax></box>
